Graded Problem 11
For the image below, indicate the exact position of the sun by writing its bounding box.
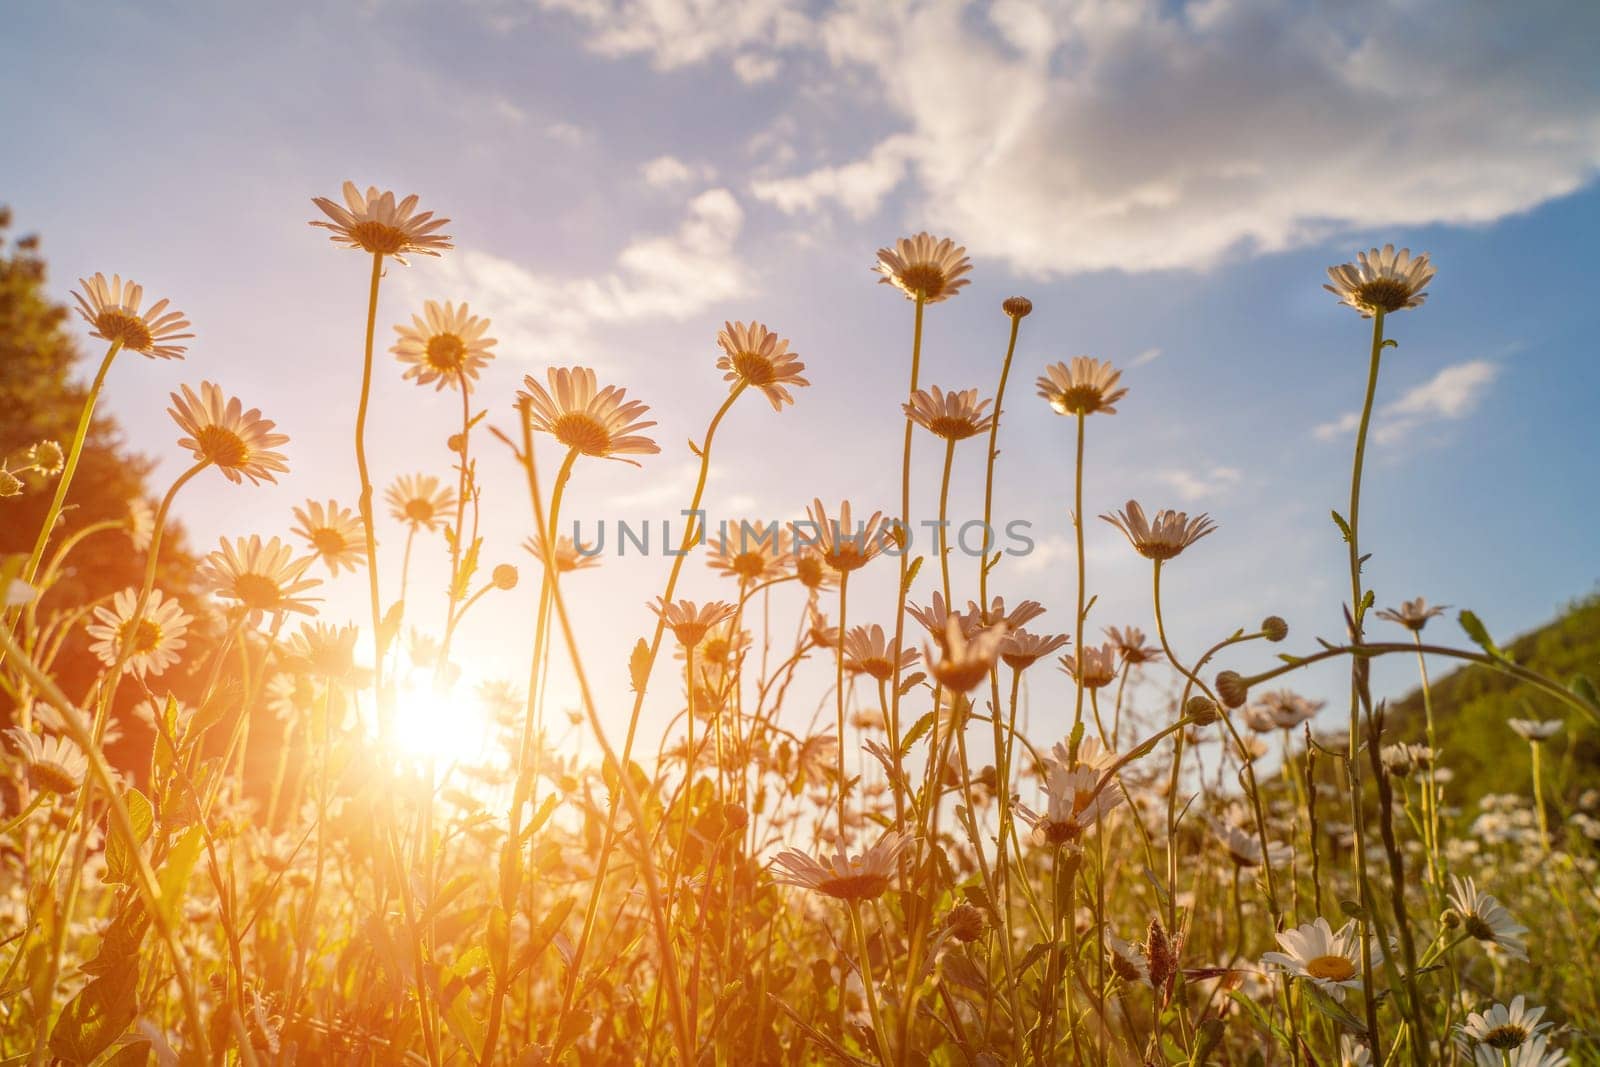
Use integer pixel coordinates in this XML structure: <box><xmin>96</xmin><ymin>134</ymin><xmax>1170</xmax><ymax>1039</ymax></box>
<box><xmin>390</xmin><ymin>679</ymin><xmax>496</xmax><ymax>766</ymax></box>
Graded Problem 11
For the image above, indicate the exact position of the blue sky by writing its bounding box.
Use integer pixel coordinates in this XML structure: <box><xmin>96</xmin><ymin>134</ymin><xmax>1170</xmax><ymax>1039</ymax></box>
<box><xmin>4</xmin><ymin>0</ymin><xmax>1598</xmax><ymax>759</ymax></box>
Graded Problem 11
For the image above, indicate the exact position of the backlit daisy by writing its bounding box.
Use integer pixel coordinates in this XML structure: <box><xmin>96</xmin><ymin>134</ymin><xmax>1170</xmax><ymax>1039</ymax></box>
<box><xmin>1470</xmin><ymin>1035</ymin><xmax>1568</xmax><ymax>1067</ymax></box>
<box><xmin>523</xmin><ymin>530</ymin><xmax>601</xmax><ymax>573</ymax></box>
<box><xmin>926</xmin><ymin>615</ymin><xmax>1007</xmax><ymax>692</ymax></box>
<box><xmin>1509</xmin><ymin>718</ymin><xmax>1562</xmax><ymax>742</ymax></box>
<box><xmin>203</xmin><ymin>536</ymin><xmax>321</xmax><ymax>622</ymax></box>
<box><xmin>1037</xmin><ymin>357</ymin><xmax>1127</xmax><ymax>416</ymax></box>
<box><xmin>71</xmin><ymin>273</ymin><xmax>192</xmax><ymax>360</ymax></box>
<box><xmin>386</xmin><ymin>474</ymin><xmax>456</xmax><ymax>531</ymax></box>
<box><xmin>27</xmin><ymin>441</ymin><xmax>64</xmax><ymax>476</ymax></box>
<box><xmin>906</xmin><ymin>592</ymin><xmax>963</xmax><ymax>637</ymax></box>
<box><xmin>4</xmin><ymin>728</ymin><xmax>87</xmax><ymax>796</ymax></box>
<box><xmin>791</xmin><ymin>547</ymin><xmax>837</xmax><ymax>592</ymax></box>
<box><xmin>1324</xmin><ymin>244</ymin><xmax>1434</xmax><ymax>317</ymax></box>
<box><xmin>967</xmin><ymin>596</ymin><xmax>1046</xmax><ymax>631</ymax></box>
<box><xmin>309</xmin><ymin>181</ymin><xmax>453</xmax><ymax>261</ymax></box>
<box><xmin>1000</xmin><ymin>629</ymin><xmax>1070</xmax><ymax>671</ymax></box>
<box><xmin>1261</xmin><ymin>917</ymin><xmax>1375</xmax><ymax>1001</ymax></box>
<box><xmin>707</xmin><ymin>519</ymin><xmax>789</xmax><ymax>583</ymax></box>
<box><xmin>391</xmin><ymin>300</ymin><xmax>496</xmax><ymax>391</ymax></box>
<box><xmin>1340</xmin><ymin>1035</ymin><xmax>1373</xmax><ymax>1067</ymax></box>
<box><xmin>842</xmin><ymin>624</ymin><xmax>919</xmax><ymax>682</ymax></box>
<box><xmin>1101</xmin><ymin>500</ymin><xmax>1216</xmax><ymax>561</ymax></box>
<box><xmin>86</xmin><ymin>587</ymin><xmax>191</xmax><ymax>678</ymax></box>
<box><xmin>281</xmin><ymin>622</ymin><xmax>359</xmax><ymax>681</ymax></box>
<box><xmin>1106</xmin><ymin>933</ymin><xmax>1152</xmax><ymax>987</ymax></box>
<box><xmin>874</xmin><ymin>233</ymin><xmax>972</xmax><ymax>304</ymax></box>
<box><xmin>1060</xmin><ymin>643</ymin><xmax>1118</xmax><ymax>690</ymax></box>
<box><xmin>517</xmin><ymin>367</ymin><xmax>659</xmax><ymax>466</ymax></box>
<box><xmin>903</xmin><ymin>386</ymin><xmax>993</xmax><ymax>441</ymax></box>
<box><xmin>1208</xmin><ymin>814</ymin><xmax>1291</xmax><ymax>869</ymax></box>
<box><xmin>1105</xmin><ymin>625</ymin><xmax>1161</xmax><ymax>665</ymax></box>
<box><xmin>127</xmin><ymin>497</ymin><xmax>155</xmax><ymax>552</ymax></box>
<box><xmin>805</xmin><ymin>499</ymin><xmax>888</xmax><ymax>573</ymax></box>
<box><xmin>1449</xmin><ymin>876</ymin><xmax>1529</xmax><ymax>960</ymax></box>
<box><xmin>1255</xmin><ymin>689</ymin><xmax>1322</xmax><ymax>730</ymax></box>
<box><xmin>1018</xmin><ymin>762</ymin><xmax>1123</xmax><ymax>848</ymax></box>
<box><xmin>652</xmin><ymin>598</ymin><xmax>736</xmax><ymax>649</ymax></box>
<box><xmin>770</xmin><ymin>829</ymin><xmax>910</xmax><ymax>900</ymax></box>
<box><xmin>1375</xmin><ymin>597</ymin><xmax>1448</xmax><ymax>633</ymax></box>
<box><xmin>1459</xmin><ymin>995</ymin><xmax>1551</xmax><ymax>1051</ymax></box>
<box><xmin>715</xmin><ymin>321</ymin><xmax>808</xmax><ymax>411</ymax></box>
<box><xmin>291</xmin><ymin>499</ymin><xmax>365</xmax><ymax>575</ymax></box>
<box><xmin>168</xmin><ymin>382</ymin><xmax>290</xmax><ymax>485</ymax></box>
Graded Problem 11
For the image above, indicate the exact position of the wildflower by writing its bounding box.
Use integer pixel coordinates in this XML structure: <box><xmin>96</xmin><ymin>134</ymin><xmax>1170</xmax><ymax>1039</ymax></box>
<box><xmin>309</xmin><ymin>181</ymin><xmax>452</xmax><ymax>261</ymax></box>
<box><xmin>524</xmin><ymin>530</ymin><xmax>601</xmax><ymax>573</ymax></box>
<box><xmin>715</xmin><ymin>321</ymin><xmax>808</xmax><ymax>411</ymax></box>
<box><xmin>1036</xmin><ymin>357</ymin><xmax>1127</xmax><ymax>416</ymax></box>
<box><xmin>1215</xmin><ymin>670</ymin><xmax>1249</xmax><ymax>708</ymax></box>
<box><xmin>291</xmin><ymin>499</ymin><xmax>365</xmax><ymax>575</ymax></box>
<box><xmin>1106</xmin><ymin>933</ymin><xmax>1152</xmax><ymax>987</ymax></box>
<box><xmin>842</xmin><ymin>624</ymin><xmax>919</xmax><ymax>682</ymax></box>
<box><xmin>71</xmin><ymin>273</ymin><xmax>192</xmax><ymax>360</ymax></box>
<box><xmin>770</xmin><ymin>829</ymin><xmax>910</xmax><ymax>900</ymax></box>
<box><xmin>1049</xmin><ymin>735</ymin><xmax>1117</xmax><ymax>772</ymax></box>
<box><xmin>1101</xmin><ymin>500</ymin><xmax>1216</xmax><ymax>561</ymax></box>
<box><xmin>1105</xmin><ymin>625</ymin><xmax>1161</xmax><ymax>665</ymax></box>
<box><xmin>4</xmin><ymin>728</ymin><xmax>87</xmax><ymax>796</ymax></box>
<box><xmin>1208</xmin><ymin>814</ymin><xmax>1291</xmax><ymax>869</ymax></box>
<box><xmin>1060</xmin><ymin>643</ymin><xmax>1118</xmax><ymax>689</ymax></box>
<box><xmin>1375</xmin><ymin>597</ymin><xmax>1448</xmax><ymax>633</ymax></box>
<box><xmin>391</xmin><ymin>301</ymin><xmax>496</xmax><ymax>390</ymax></box>
<box><xmin>926</xmin><ymin>615</ymin><xmax>1007</xmax><ymax>692</ymax></box>
<box><xmin>126</xmin><ymin>497</ymin><xmax>155</xmax><ymax>551</ymax></box>
<box><xmin>4</xmin><ymin>579</ymin><xmax>35</xmax><ymax>607</ymax></box>
<box><xmin>1458</xmin><ymin>995</ymin><xmax>1551</xmax><ymax>1051</ymax></box>
<box><xmin>1509</xmin><ymin>718</ymin><xmax>1562</xmax><ymax>742</ymax></box>
<box><xmin>1261</xmin><ymin>917</ymin><xmax>1375</xmax><ymax>1001</ymax></box>
<box><xmin>27</xmin><ymin>441</ymin><xmax>64</xmax><ymax>476</ymax></box>
<box><xmin>1340</xmin><ymin>1035</ymin><xmax>1373</xmax><ymax>1067</ymax></box>
<box><xmin>707</xmin><ymin>519</ymin><xmax>788</xmax><ymax>583</ymax></box>
<box><xmin>999</xmin><ymin>629</ymin><xmax>1070</xmax><ymax>671</ymax></box>
<box><xmin>203</xmin><ymin>536</ymin><xmax>321</xmax><ymax>622</ymax></box>
<box><xmin>85</xmin><ymin>587</ymin><xmax>191</xmax><ymax>678</ymax></box>
<box><xmin>903</xmin><ymin>386</ymin><xmax>993</xmax><ymax>441</ymax></box>
<box><xmin>387</xmin><ymin>474</ymin><xmax>457</xmax><ymax>531</ymax></box>
<box><xmin>1002</xmin><ymin>296</ymin><xmax>1033</xmax><ymax>318</ymax></box>
<box><xmin>906</xmin><ymin>592</ymin><xmax>962</xmax><ymax>636</ymax></box>
<box><xmin>0</xmin><ymin>468</ymin><xmax>21</xmax><ymax>497</ymax></box>
<box><xmin>1260</xmin><ymin>615</ymin><xmax>1289</xmax><ymax>642</ymax></box>
<box><xmin>946</xmin><ymin>903</ymin><xmax>986</xmax><ymax>943</ymax></box>
<box><xmin>1324</xmin><ymin>244</ymin><xmax>1434</xmax><ymax>317</ymax></box>
<box><xmin>874</xmin><ymin>233</ymin><xmax>972</xmax><ymax>304</ymax></box>
<box><xmin>168</xmin><ymin>382</ymin><xmax>290</xmax><ymax>485</ymax></box>
<box><xmin>1449</xmin><ymin>876</ymin><xmax>1529</xmax><ymax>960</ymax></box>
<box><xmin>1469</xmin><ymin>1035</ymin><xmax>1568</xmax><ymax>1067</ymax></box>
<box><xmin>1185</xmin><ymin>696</ymin><xmax>1220</xmax><ymax>726</ymax></box>
<box><xmin>807</xmin><ymin>606</ymin><xmax>841</xmax><ymax>649</ymax></box>
<box><xmin>652</xmin><ymin>599</ymin><xmax>736</xmax><ymax>649</ymax></box>
<box><xmin>517</xmin><ymin>367</ymin><xmax>659</xmax><ymax>466</ymax></box>
<box><xmin>281</xmin><ymin>622</ymin><xmax>359</xmax><ymax>681</ymax></box>
<box><xmin>1381</xmin><ymin>743</ymin><xmax>1433</xmax><ymax>778</ymax></box>
<box><xmin>791</xmin><ymin>548</ymin><xmax>837</xmax><ymax>592</ymax></box>
<box><xmin>1255</xmin><ymin>689</ymin><xmax>1322</xmax><ymax>730</ymax></box>
<box><xmin>1018</xmin><ymin>762</ymin><xmax>1123</xmax><ymax>848</ymax></box>
<box><xmin>966</xmin><ymin>596</ymin><xmax>1046</xmax><ymax>631</ymax></box>
<box><xmin>491</xmin><ymin>564</ymin><xmax>518</xmax><ymax>590</ymax></box>
<box><xmin>805</xmin><ymin>498</ymin><xmax>887</xmax><ymax>573</ymax></box>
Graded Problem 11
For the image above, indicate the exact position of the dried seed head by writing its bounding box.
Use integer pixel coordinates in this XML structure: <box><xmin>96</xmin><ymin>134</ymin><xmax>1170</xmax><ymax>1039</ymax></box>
<box><xmin>1185</xmin><ymin>695</ymin><xmax>1219</xmax><ymax>726</ymax></box>
<box><xmin>947</xmin><ymin>903</ymin><xmax>986</xmax><ymax>943</ymax></box>
<box><xmin>1261</xmin><ymin>615</ymin><xmax>1288</xmax><ymax>642</ymax></box>
<box><xmin>1215</xmin><ymin>670</ymin><xmax>1249</xmax><ymax>709</ymax></box>
<box><xmin>0</xmin><ymin>469</ymin><xmax>20</xmax><ymax>498</ymax></box>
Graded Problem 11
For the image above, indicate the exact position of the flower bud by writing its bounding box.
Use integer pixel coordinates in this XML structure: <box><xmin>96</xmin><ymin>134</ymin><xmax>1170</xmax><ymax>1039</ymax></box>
<box><xmin>492</xmin><ymin>564</ymin><xmax>518</xmax><ymax>590</ymax></box>
<box><xmin>447</xmin><ymin>432</ymin><xmax>466</xmax><ymax>454</ymax></box>
<box><xmin>1440</xmin><ymin>907</ymin><xmax>1461</xmax><ymax>929</ymax></box>
<box><xmin>1002</xmin><ymin>296</ymin><xmax>1033</xmax><ymax>319</ymax></box>
<box><xmin>29</xmin><ymin>440</ymin><xmax>65</xmax><ymax>476</ymax></box>
<box><xmin>0</xmin><ymin>469</ymin><xmax>21</xmax><ymax>498</ymax></box>
<box><xmin>1260</xmin><ymin>615</ymin><xmax>1288</xmax><ymax>642</ymax></box>
<box><xmin>946</xmin><ymin>902</ymin><xmax>986</xmax><ymax>943</ymax></box>
<box><xmin>721</xmin><ymin>802</ymin><xmax>749</xmax><ymax>834</ymax></box>
<box><xmin>1184</xmin><ymin>695</ymin><xmax>1219</xmax><ymax>726</ymax></box>
<box><xmin>1215</xmin><ymin>670</ymin><xmax>1249</xmax><ymax>709</ymax></box>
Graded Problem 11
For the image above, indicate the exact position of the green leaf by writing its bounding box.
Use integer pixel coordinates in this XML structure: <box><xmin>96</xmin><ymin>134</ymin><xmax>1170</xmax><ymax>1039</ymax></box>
<box><xmin>377</xmin><ymin>599</ymin><xmax>405</xmax><ymax>656</ymax></box>
<box><xmin>156</xmin><ymin>826</ymin><xmax>204</xmax><ymax>926</ymax></box>
<box><xmin>1331</xmin><ymin>510</ymin><xmax>1353</xmax><ymax>544</ymax></box>
<box><xmin>900</xmin><ymin>710</ymin><xmax>936</xmax><ymax>757</ymax></box>
<box><xmin>102</xmin><ymin>788</ymin><xmax>153</xmax><ymax>886</ymax></box>
<box><xmin>1571</xmin><ymin>674</ymin><xmax>1598</xmax><ymax>708</ymax></box>
<box><xmin>901</xmin><ymin>556</ymin><xmax>924</xmax><ymax>596</ymax></box>
<box><xmin>1458</xmin><ymin>610</ymin><xmax>1507</xmax><ymax>661</ymax></box>
<box><xmin>897</xmin><ymin>671</ymin><xmax>926</xmax><ymax>697</ymax></box>
<box><xmin>48</xmin><ymin>969</ymin><xmax>138</xmax><ymax>1065</ymax></box>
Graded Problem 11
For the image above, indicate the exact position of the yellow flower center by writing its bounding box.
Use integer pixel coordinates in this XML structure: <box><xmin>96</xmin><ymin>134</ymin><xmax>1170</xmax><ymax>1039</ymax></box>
<box><xmin>1353</xmin><ymin>278</ymin><xmax>1413</xmax><ymax>313</ymax></box>
<box><xmin>1304</xmin><ymin>955</ymin><xmax>1355</xmax><ymax>981</ymax></box>
<box><xmin>1483</xmin><ymin>1024</ymin><xmax>1529</xmax><ymax>1050</ymax></box>
<box><xmin>1041</xmin><ymin>818</ymin><xmax>1083</xmax><ymax>846</ymax></box>
<box><xmin>1046</xmin><ymin>385</ymin><xmax>1108</xmax><ymax>417</ymax></box>
<box><xmin>1464</xmin><ymin>915</ymin><xmax>1496</xmax><ymax>941</ymax></box>
<box><xmin>730</xmin><ymin>349</ymin><xmax>777</xmax><ymax>386</ymax></box>
<box><xmin>927</xmin><ymin>415</ymin><xmax>981</xmax><ymax>440</ymax></box>
<box><xmin>96</xmin><ymin>309</ymin><xmax>154</xmax><ymax>351</ymax></box>
<box><xmin>854</xmin><ymin>656</ymin><xmax>893</xmax><ymax>682</ymax></box>
<box><xmin>349</xmin><ymin>220</ymin><xmax>410</xmax><ymax>255</ymax></box>
<box><xmin>30</xmin><ymin>761</ymin><xmax>79</xmax><ymax>796</ymax></box>
<box><xmin>894</xmin><ymin>264</ymin><xmax>949</xmax><ymax>298</ymax></box>
<box><xmin>819</xmin><ymin>873</ymin><xmax>891</xmax><ymax>901</ymax></box>
<box><xmin>794</xmin><ymin>555</ymin><xmax>825</xmax><ymax>588</ymax></box>
<box><xmin>403</xmin><ymin>498</ymin><xmax>436</xmax><ymax>524</ymax></box>
<box><xmin>194</xmin><ymin>425</ymin><xmax>250</xmax><ymax>469</ymax></box>
<box><xmin>117</xmin><ymin>617</ymin><xmax>163</xmax><ymax>655</ymax></box>
<box><xmin>230</xmin><ymin>573</ymin><xmax>284</xmax><ymax>611</ymax></box>
<box><xmin>552</xmin><ymin>412</ymin><xmax>612</xmax><ymax>456</ymax></box>
<box><xmin>310</xmin><ymin>528</ymin><xmax>349</xmax><ymax>558</ymax></box>
<box><xmin>425</xmin><ymin>333</ymin><xmax>467</xmax><ymax>374</ymax></box>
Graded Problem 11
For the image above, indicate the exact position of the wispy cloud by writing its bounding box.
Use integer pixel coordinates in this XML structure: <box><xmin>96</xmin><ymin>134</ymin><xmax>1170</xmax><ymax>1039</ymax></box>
<box><xmin>403</xmin><ymin>189</ymin><xmax>748</xmax><ymax>363</ymax></box>
<box><xmin>641</xmin><ymin>154</ymin><xmax>717</xmax><ymax>188</ymax></box>
<box><xmin>1315</xmin><ymin>359</ymin><xmax>1500</xmax><ymax>445</ymax></box>
<box><xmin>1155</xmin><ymin>466</ymin><xmax>1241</xmax><ymax>502</ymax></box>
<box><xmin>1131</xmin><ymin>347</ymin><xmax>1162</xmax><ymax>367</ymax></box>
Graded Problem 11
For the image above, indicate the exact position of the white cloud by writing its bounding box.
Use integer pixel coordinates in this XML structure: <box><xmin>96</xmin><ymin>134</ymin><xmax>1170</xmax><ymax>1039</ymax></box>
<box><xmin>1314</xmin><ymin>359</ymin><xmax>1500</xmax><ymax>445</ymax></box>
<box><xmin>641</xmin><ymin>154</ymin><xmax>716</xmax><ymax>188</ymax></box>
<box><xmin>1156</xmin><ymin>466</ymin><xmax>1241</xmax><ymax>502</ymax></box>
<box><xmin>758</xmin><ymin>0</ymin><xmax>1600</xmax><ymax>274</ymax></box>
<box><xmin>402</xmin><ymin>189</ymin><xmax>748</xmax><ymax>362</ymax></box>
<box><xmin>1131</xmin><ymin>347</ymin><xmax>1162</xmax><ymax>367</ymax></box>
<box><xmin>732</xmin><ymin>52</ymin><xmax>782</xmax><ymax>84</ymax></box>
<box><xmin>531</xmin><ymin>0</ymin><xmax>811</xmax><ymax>69</ymax></box>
